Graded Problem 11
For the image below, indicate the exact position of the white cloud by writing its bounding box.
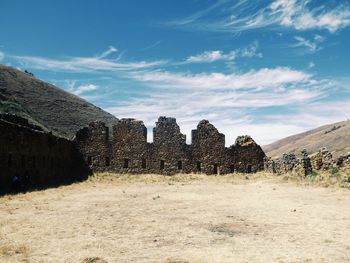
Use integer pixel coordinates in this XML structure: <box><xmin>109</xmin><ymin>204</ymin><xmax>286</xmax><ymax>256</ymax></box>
<box><xmin>104</xmin><ymin>88</ymin><xmax>345</xmax><ymax>146</ymax></box>
<box><xmin>170</xmin><ymin>0</ymin><xmax>350</xmax><ymax>33</ymax></box>
<box><xmin>294</xmin><ymin>36</ymin><xmax>318</xmax><ymax>52</ymax></box>
<box><xmin>238</xmin><ymin>41</ymin><xmax>263</xmax><ymax>58</ymax></box>
<box><xmin>72</xmin><ymin>84</ymin><xmax>98</xmax><ymax>95</ymax></box>
<box><xmin>131</xmin><ymin>67</ymin><xmax>311</xmax><ymax>90</ymax></box>
<box><xmin>11</xmin><ymin>46</ymin><xmax>165</xmax><ymax>73</ymax></box>
<box><xmin>292</xmin><ymin>33</ymin><xmax>325</xmax><ymax>52</ymax></box>
<box><xmin>269</xmin><ymin>0</ymin><xmax>350</xmax><ymax>32</ymax></box>
<box><xmin>183</xmin><ymin>41</ymin><xmax>262</xmax><ymax>64</ymax></box>
<box><xmin>0</xmin><ymin>51</ymin><xmax>4</xmax><ymax>61</ymax></box>
<box><xmin>185</xmin><ymin>50</ymin><xmax>227</xmax><ymax>63</ymax></box>
<box><xmin>102</xmin><ymin>66</ymin><xmax>333</xmax><ymax>146</ymax></box>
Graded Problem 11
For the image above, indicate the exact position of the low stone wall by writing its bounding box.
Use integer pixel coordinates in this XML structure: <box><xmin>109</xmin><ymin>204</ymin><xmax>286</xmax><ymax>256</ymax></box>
<box><xmin>0</xmin><ymin>119</ymin><xmax>89</xmax><ymax>192</ymax></box>
<box><xmin>265</xmin><ymin>147</ymin><xmax>350</xmax><ymax>176</ymax></box>
<box><xmin>309</xmin><ymin>147</ymin><xmax>343</xmax><ymax>170</ymax></box>
<box><xmin>336</xmin><ymin>153</ymin><xmax>350</xmax><ymax>168</ymax></box>
<box><xmin>264</xmin><ymin>150</ymin><xmax>312</xmax><ymax>176</ymax></box>
<box><xmin>75</xmin><ymin>116</ymin><xmax>266</xmax><ymax>175</ymax></box>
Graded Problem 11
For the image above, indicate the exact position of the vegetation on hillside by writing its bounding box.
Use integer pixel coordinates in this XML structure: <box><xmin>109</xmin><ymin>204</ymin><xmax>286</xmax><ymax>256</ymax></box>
<box><xmin>0</xmin><ymin>64</ymin><xmax>118</xmax><ymax>139</ymax></box>
<box><xmin>263</xmin><ymin>120</ymin><xmax>350</xmax><ymax>158</ymax></box>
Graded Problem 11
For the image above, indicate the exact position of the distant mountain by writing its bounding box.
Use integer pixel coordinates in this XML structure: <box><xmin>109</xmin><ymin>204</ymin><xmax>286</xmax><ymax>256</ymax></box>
<box><xmin>0</xmin><ymin>64</ymin><xmax>118</xmax><ymax>138</ymax></box>
<box><xmin>263</xmin><ymin>120</ymin><xmax>350</xmax><ymax>158</ymax></box>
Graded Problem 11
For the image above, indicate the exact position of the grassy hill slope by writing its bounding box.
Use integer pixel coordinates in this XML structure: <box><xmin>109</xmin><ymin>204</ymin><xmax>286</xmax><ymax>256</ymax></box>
<box><xmin>263</xmin><ymin>120</ymin><xmax>350</xmax><ymax>158</ymax></box>
<box><xmin>0</xmin><ymin>64</ymin><xmax>118</xmax><ymax>138</ymax></box>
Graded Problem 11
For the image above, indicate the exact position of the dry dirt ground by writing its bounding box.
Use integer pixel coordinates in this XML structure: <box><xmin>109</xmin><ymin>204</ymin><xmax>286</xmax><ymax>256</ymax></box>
<box><xmin>1</xmin><ymin>173</ymin><xmax>350</xmax><ymax>263</ymax></box>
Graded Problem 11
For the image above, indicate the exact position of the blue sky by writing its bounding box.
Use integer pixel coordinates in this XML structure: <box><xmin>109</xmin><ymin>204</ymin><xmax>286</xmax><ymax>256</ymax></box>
<box><xmin>1</xmin><ymin>0</ymin><xmax>350</xmax><ymax>145</ymax></box>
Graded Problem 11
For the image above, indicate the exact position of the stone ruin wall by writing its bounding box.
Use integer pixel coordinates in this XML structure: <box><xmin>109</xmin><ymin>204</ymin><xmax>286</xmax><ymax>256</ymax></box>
<box><xmin>152</xmin><ymin>117</ymin><xmax>190</xmax><ymax>174</ymax></box>
<box><xmin>229</xmin><ymin>136</ymin><xmax>267</xmax><ymax>173</ymax></box>
<box><xmin>112</xmin><ymin>118</ymin><xmax>148</xmax><ymax>173</ymax></box>
<box><xmin>75</xmin><ymin>116</ymin><xmax>266</xmax><ymax>175</ymax></box>
<box><xmin>264</xmin><ymin>147</ymin><xmax>350</xmax><ymax>176</ymax></box>
<box><xmin>75</xmin><ymin>121</ymin><xmax>110</xmax><ymax>171</ymax></box>
<box><xmin>191</xmin><ymin>120</ymin><xmax>226</xmax><ymax>174</ymax></box>
<box><xmin>309</xmin><ymin>147</ymin><xmax>350</xmax><ymax>170</ymax></box>
<box><xmin>2</xmin><ymin>110</ymin><xmax>349</xmax><ymax>194</ymax></box>
<box><xmin>0</xmin><ymin>117</ymin><xmax>89</xmax><ymax>191</ymax></box>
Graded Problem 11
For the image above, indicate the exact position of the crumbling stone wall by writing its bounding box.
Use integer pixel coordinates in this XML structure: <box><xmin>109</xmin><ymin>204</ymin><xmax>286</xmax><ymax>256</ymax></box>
<box><xmin>227</xmin><ymin>136</ymin><xmax>266</xmax><ymax>173</ymax></box>
<box><xmin>265</xmin><ymin>150</ymin><xmax>313</xmax><ymax>176</ymax></box>
<box><xmin>75</xmin><ymin>121</ymin><xmax>110</xmax><ymax>171</ymax></box>
<box><xmin>266</xmin><ymin>146</ymin><xmax>350</xmax><ymax>176</ymax></box>
<box><xmin>75</xmin><ymin>116</ymin><xmax>266</xmax><ymax>175</ymax></box>
<box><xmin>277</xmin><ymin>153</ymin><xmax>298</xmax><ymax>173</ymax></box>
<box><xmin>153</xmin><ymin>117</ymin><xmax>190</xmax><ymax>174</ymax></box>
<box><xmin>112</xmin><ymin>118</ymin><xmax>148</xmax><ymax>173</ymax></box>
<box><xmin>191</xmin><ymin>120</ymin><xmax>226</xmax><ymax>174</ymax></box>
<box><xmin>0</xmin><ymin>119</ymin><xmax>88</xmax><ymax>191</ymax></box>
<box><xmin>297</xmin><ymin>149</ymin><xmax>313</xmax><ymax>176</ymax></box>
<box><xmin>309</xmin><ymin>147</ymin><xmax>334</xmax><ymax>170</ymax></box>
<box><xmin>336</xmin><ymin>152</ymin><xmax>350</xmax><ymax>168</ymax></box>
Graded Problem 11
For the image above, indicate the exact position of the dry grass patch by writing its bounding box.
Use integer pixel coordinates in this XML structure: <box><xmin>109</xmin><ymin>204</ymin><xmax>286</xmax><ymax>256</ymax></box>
<box><xmin>282</xmin><ymin>167</ymin><xmax>350</xmax><ymax>189</ymax></box>
<box><xmin>87</xmin><ymin>171</ymin><xmax>276</xmax><ymax>186</ymax></box>
<box><xmin>1</xmin><ymin>171</ymin><xmax>350</xmax><ymax>262</ymax></box>
<box><xmin>86</xmin><ymin>172</ymin><xmax>206</xmax><ymax>185</ymax></box>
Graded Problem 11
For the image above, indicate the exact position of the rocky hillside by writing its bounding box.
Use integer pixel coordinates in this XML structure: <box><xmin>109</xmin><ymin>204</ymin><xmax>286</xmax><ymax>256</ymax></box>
<box><xmin>0</xmin><ymin>64</ymin><xmax>118</xmax><ymax>138</ymax></box>
<box><xmin>263</xmin><ymin>120</ymin><xmax>350</xmax><ymax>158</ymax></box>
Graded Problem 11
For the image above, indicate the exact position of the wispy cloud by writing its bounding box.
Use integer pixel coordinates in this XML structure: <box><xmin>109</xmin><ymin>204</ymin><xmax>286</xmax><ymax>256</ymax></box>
<box><xmin>96</xmin><ymin>46</ymin><xmax>118</xmax><ymax>59</ymax></box>
<box><xmin>238</xmin><ymin>41</ymin><xmax>263</xmax><ymax>58</ymax></box>
<box><xmin>293</xmin><ymin>36</ymin><xmax>318</xmax><ymax>52</ymax></box>
<box><xmin>11</xmin><ymin>46</ymin><xmax>165</xmax><ymax>73</ymax></box>
<box><xmin>101</xmin><ymin>66</ymin><xmax>335</xmax><ymax>145</ymax></box>
<box><xmin>140</xmin><ymin>41</ymin><xmax>162</xmax><ymax>51</ymax></box>
<box><xmin>0</xmin><ymin>51</ymin><xmax>4</xmax><ymax>61</ymax></box>
<box><xmin>291</xmin><ymin>34</ymin><xmax>325</xmax><ymax>53</ymax></box>
<box><xmin>271</xmin><ymin>0</ymin><xmax>350</xmax><ymax>32</ymax></box>
<box><xmin>71</xmin><ymin>84</ymin><xmax>98</xmax><ymax>95</ymax></box>
<box><xmin>131</xmin><ymin>67</ymin><xmax>311</xmax><ymax>90</ymax></box>
<box><xmin>185</xmin><ymin>50</ymin><xmax>228</xmax><ymax>63</ymax></box>
<box><xmin>183</xmin><ymin>41</ymin><xmax>262</xmax><ymax>64</ymax></box>
<box><xmin>169</xmin><ymin>0</ymin><xmax>350</xmax><ymax>33</ymax></box>
<box><xmin>104</xmin><ymin>80</ymin><xmax>343</xmax><ymax>145</ymax></box>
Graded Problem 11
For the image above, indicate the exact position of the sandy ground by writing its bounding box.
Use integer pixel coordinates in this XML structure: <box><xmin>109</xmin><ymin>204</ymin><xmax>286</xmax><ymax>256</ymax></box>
<box><xmin>1</xmin><ymin>174</ymin><xmax>350</xmax><ymax>263</ymax></box>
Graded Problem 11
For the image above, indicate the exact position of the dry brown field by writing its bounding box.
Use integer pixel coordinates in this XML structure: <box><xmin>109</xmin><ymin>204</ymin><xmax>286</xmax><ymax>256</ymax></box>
<box><xmin>1</xmin><ymin>172</ymin><xmax>350</xmax><ymax>263</ymax></box>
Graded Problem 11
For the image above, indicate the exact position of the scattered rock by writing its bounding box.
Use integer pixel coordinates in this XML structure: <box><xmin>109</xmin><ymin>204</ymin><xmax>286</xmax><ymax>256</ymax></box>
<box><xmin>81</xmin><ymin>257</ymin><xmax>107</xmax><ymax>263</ymax></box>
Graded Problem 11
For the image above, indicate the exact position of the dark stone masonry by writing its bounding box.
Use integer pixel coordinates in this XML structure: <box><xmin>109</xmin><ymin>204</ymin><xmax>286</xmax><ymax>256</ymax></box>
<box><xmin>264</xmin><ymin>151</ymin><xmax>313</xmax><ymax>176</ymax></box>
<box><xmin>0</xmin><ymin>115</ymin><xmax>89</xmax><ymax>192</ymax></box>
<box><xmin>75</xmin><ymin>116</ymin><xmax>266</xmax><ymax>175</ymax></box>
